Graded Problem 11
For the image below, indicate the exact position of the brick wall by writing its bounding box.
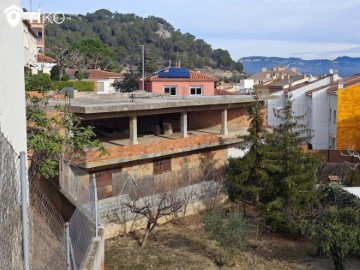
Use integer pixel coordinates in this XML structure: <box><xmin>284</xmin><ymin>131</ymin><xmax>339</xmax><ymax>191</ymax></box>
<box><xmin>86</xmin><ymin>134</ymin><xmax>221</xmax><ymax>163</ymax></box>
<box><xmin>189</xmin><ymin>108</ymin><xmax>249</xmax><ymax>130</ymax></box>
<box><xmin>85</xmin><ymin>148</ymin><xmax>227</xmax><ymax>201</ymax></box>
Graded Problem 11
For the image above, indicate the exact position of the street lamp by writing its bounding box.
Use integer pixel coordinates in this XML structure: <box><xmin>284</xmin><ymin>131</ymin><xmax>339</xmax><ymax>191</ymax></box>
<box><xmin>140</xmin><ymin>45</ymin><xmax>145</xmax><ymax>91</ymax></box>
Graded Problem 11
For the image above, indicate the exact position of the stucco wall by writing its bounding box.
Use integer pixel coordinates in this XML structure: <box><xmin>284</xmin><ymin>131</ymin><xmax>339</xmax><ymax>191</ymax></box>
<box><xmin>148</xmin><ymin>81</ymin><xmax>215</xmax><ymax>96</ymax></box>
<box><xmin>0</xmin><ymin>0</ymin><xmax>27</xmax><ymax>153</ymax></box>
<box><xmin>336</xmin><ymin>84</ymin><xmax>360</xmax><ymax>150</ymax></box>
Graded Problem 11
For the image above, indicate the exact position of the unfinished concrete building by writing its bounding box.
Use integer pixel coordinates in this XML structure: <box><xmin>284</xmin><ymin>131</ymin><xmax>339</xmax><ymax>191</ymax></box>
<box><xmin>61</xmin><ymin>94</ymin><xmax>269</xmax><ymax>237</ymax></box>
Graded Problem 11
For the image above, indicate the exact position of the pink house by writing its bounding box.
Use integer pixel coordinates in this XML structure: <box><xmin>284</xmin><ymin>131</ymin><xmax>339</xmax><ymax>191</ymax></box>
<box><xmin>139</xmin><ymin>67</ymin><xmax>216</xmax><ymax>96</ymax></box>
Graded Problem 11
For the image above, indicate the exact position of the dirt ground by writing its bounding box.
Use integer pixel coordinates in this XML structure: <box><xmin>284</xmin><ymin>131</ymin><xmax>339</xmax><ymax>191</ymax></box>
<box><xmin>105</xmin><ymin>213</ymin><xmax>360</xmax><ymax>270</ymax></box>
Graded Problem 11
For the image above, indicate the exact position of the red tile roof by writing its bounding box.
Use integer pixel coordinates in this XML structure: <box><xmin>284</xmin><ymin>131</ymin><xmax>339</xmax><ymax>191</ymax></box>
<box><xmin>327</xmin><ymin>74</ymin><xmax>360</xmax><ymax>93</ymax></box>
<box><xmin>37</xmin><ymin>54</ymin><xmax>56</xmax><ymax>63</ymax></box>
<box><xmin>215</xmin><ymin>89</ymin><xmax>238</xmax><ymax>96</ymax></box>
<box><xmin>305</xmin><ymin>74</ymin><xmax>360</xmax><ymax>96</ymax></box>
<box><xmin>66</xmin><ymin>69</ymin><xmax>122</xmax><ymax>80</ymax></box>
<box><xmin>146</xmin><ymin>68</ymin><xmax>215</xmax><ymax>82</ymax></box>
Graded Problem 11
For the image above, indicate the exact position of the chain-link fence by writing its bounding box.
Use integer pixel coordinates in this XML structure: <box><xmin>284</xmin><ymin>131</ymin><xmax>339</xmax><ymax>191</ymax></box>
<box><xmin>0</xmin><ymin>127</ymin><xmax>100</xmax><ymax>270</ymax></box>
<box><xmin>29</xmin><ymin>182</ymin><xmax>67</xmax><ymax>269</ymax></box>
<box><xmin>68</xmin><ymin>173</ymin><xmax>98</xmax><ymax>269</ymax></box>
<box><xmin>0</xmin><ymin>130</ymin><xmax>24</xmax><ymax>270</ymax></box>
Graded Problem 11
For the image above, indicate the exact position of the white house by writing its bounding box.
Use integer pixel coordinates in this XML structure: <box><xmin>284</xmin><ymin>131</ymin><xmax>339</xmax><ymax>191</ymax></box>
<box><xmin>66</xmin><ymin>69</ymin><xmax>122</xmax><ymax>94</ymax></box>
<box><xmin>267</xmin><ymin>74</ymin><xmax>340</xmax><ymax>150</ymax></box>
<box><xmin>36</xmin><ymin>54</ymin><xmax>57</xmax><ymax>74</ymax></box>
<box><xmin>23</xmin><ymin>20</ymin><xmax>37</xmax><ymax>74</ymax></box>
<box><xmin>0</xmin><ymin>0</ymin><xmax>27</xmax><ymax>153</ymax></box>
<box><xmin>239</xmin><ymin>79</ymin><xmax>254</xmax><ymax>94</ymax></box>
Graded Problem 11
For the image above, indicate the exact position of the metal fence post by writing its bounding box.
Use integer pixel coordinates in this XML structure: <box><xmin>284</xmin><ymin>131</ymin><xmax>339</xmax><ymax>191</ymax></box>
<box><xmin>65</xmin><ymin>223</ymin><xmax>71</xmax><ymax>270</ymax></box>
<box><xmin>20</xmin><ymin>152</ymin><xmax>30</xmax><ymax>270</ymax></box>
<box><xmin>92</xmin><ymin>174</ymin><xmax>99</xmax><ymax>237</ymax></box>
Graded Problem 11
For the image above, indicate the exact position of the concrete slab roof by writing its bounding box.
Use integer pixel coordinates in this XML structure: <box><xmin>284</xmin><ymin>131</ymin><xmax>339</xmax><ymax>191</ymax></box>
<box><xmin>65</xmin><ymin>94</ymin><xmax>273</xmax><ymax>115</ymax></box>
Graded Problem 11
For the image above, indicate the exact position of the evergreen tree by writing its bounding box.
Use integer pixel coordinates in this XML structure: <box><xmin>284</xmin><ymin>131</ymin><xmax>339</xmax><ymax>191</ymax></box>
<box><xmin>225</xmin><ymin>95</ymin><xmax>272</xmax><ymax>215</ymax></box>
<box><xmin>113</xmin><ymin>71</ymin><xmax>138</xmax><ymax>92</ymax></box>
<box><xmin>263</xmin><ymin>94</ymin><xmax>320</xmax><ymax>231</ymax></box>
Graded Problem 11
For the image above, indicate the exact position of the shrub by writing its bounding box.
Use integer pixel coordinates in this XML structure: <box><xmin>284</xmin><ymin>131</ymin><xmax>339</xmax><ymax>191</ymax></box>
<box><xmin>203</xmin><ymin>207</ymin><xmax>252</xmax><ymax>266</ymax></box>
<box><xmin>52</xmin><ymin>81</ymin><xmax>95</xmax><ymax>92</ymax></box>
<box><xmin>25</xmin><ymin>73</ymin><xmax>52</xmax><ymax>92</ymax></box>
<box><xmin>61</xmin><ymin>74</ymin><xmax>70</xmax><ymax>81</ymax></box>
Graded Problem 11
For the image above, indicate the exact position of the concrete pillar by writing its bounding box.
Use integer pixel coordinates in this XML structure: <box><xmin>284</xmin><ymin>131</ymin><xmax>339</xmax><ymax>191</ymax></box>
<box><xmin>181</xmin><ymin>111</ymin><xmax>188</xmax><ymax>138</ymax></box>
<box><xmin>129</xmin><ymin>115</ymin><xmax>138</xmax><ymax>145</ymax></box>
<box><xmin>221</xmin><ymin>108</ymin><xmax>229</xmax><ymax>135</ymax></box>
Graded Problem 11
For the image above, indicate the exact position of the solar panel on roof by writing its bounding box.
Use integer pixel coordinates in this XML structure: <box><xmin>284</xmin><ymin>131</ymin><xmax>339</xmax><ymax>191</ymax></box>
<box><xmin>158</xmin><ymin>67</ymin><xmax>190</xmax><ymax>78</ymax></box>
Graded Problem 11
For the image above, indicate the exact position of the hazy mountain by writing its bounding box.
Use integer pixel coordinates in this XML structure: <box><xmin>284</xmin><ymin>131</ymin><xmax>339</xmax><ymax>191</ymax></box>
<box><xmin>240</xmin><ymin>56</ymin><xmax>360</xmax><ymax>77</ymax></box>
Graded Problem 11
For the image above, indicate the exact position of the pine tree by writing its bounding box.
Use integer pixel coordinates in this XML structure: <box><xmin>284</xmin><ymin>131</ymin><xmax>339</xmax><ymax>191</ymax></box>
<box><xmin>225</xmin><ymin>94</ymin><xmax>271</xmax><ymax>215</ymax></box>
<box><xmin>263</xmin><ymin>94</ymin><xmax>320</xmax><ymax>231</ymax></box>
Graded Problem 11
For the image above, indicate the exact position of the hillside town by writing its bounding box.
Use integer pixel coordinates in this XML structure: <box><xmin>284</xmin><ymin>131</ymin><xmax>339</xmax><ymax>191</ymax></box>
<box><xmin>1</xmin><ymin>0</ymin><xmax>360</xmax><ymax>270</ymax></box>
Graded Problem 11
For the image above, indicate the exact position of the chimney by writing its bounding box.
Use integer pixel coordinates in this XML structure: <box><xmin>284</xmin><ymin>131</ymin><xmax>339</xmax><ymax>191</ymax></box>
<box><xmin>338</xmin><ymin>80</ymin><xmax>344</xmax><ymax>89</ymax></box>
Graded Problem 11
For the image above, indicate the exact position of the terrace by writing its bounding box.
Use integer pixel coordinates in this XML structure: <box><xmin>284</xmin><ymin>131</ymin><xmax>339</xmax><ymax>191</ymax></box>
<box><xmin>64</xmin><ymin>94</ymin><xmax>270</xmax><ymax>168</ymax></box>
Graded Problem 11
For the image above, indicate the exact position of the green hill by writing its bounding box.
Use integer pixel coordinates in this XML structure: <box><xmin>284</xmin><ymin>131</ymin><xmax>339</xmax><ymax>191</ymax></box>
<box><xmin>45</xmin><ymin>9</ymin><xmax>243</xmax><ymax>74</ymax></box>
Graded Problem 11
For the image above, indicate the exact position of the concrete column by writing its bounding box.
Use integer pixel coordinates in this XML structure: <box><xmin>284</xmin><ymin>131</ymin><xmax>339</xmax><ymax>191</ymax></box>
<box><xmin>221</xmin><ymin>108</ymin><xmax>229</xmax><ymax>135</ymax></box>
<box><xmin>181</xmin><ymin>111</ymin><xmax>188</xmax><ymax>138</ymax></box>
<box><xmin>129</xmin><ymin>115</ymin><xmax>138</xmax><ymax>145</ymax></box>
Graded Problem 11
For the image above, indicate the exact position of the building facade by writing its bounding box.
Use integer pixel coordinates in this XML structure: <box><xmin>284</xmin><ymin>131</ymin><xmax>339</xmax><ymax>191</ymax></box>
<box><xmin>333</xmin><ymin>76</ymin><xmax>360</xmax><ymax>150</ymax></box>
<box><xmin>140</xmin><ymin>67</ymin><xmax>216</xmax><ymax>96</ymax></box>
<box><xmin>61</xmin><ymin>95</ymin><xmax>269</xmax><ymax>237</ymax></box>
<box><xmin>23</xmin><ymin>20</ymin><xmax>37</xmax><ymax>74</ymax></box>
<box><xmin>267</xmin><ymin>74</ymin><xmax>341</xmax><ymax>150</ymax></box>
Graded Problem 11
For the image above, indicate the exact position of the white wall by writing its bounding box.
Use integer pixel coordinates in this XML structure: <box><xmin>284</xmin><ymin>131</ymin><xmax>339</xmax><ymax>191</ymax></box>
<box><xmin>240</xmin><ymin>79</ymin><xmax>254</xmax><ymax>90</ymax></box>
<box><xmin>266</xmin><ymin>76</ymin><xmax>338</xmax><ymax>150</ymax></box>
<box><xmin>329</xmin><ymin>93</ymin><xmax>337</xmax><ymax>149</ymax></box>
<box><xmin>23</xmin><ymin>23</ymin><xmax>37</xmax><ymax>71</ymax></box>
<box><xmin>97</xmin><ymin>80</ymin><xmax>110</xmax><ymax>94</ymax></box>
<box><xmin>0</xmin><ymin>0</ymin><xmax>27</xmax><ymax>153</ymax></box>
<box><xmin>227</xmin><ymin>146</ymin><xmax>248</xmax><ymax>159</ymax></box>
<box><xmin>37</xmin><ymin>62</ymin><xmax>56</xmax><ymax>74</ymax></box>
<box><xmin>310</xmin><ymin>88</ymin><xmax>330</xmax><ymax>149</ymax></box>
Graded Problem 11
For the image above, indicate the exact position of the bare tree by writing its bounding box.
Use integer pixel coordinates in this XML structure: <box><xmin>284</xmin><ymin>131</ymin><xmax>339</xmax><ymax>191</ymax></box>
<box><xmin>46</xmin><ymin>46</ymin><xmax>88</xmax><ymax>80</ymax></box>
<box><xmin>123</xmin><ymin>179</ymin><xmax>192</xmax><ymax>247</ymax></box>
<box><xmin>340</xmin><ymin>146</ymin><xmax>360</xmax><ymax>170</ymax></box>
<box><xmin>87</xmin><ymin>51</ymin><xmax>113</xmax><ymax>70</ymax></box>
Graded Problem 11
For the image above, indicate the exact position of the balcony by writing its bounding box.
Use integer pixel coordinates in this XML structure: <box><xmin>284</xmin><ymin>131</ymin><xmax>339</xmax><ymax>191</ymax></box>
<box><xmin>82</xmin><ymin>128</ymin><xmax>247</xmax><ymax>169</ymax></box>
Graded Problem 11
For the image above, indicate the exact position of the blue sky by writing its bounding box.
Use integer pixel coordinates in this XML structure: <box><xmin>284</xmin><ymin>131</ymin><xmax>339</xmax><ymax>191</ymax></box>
<box><xmin>21</xmin><ymin>0</ymin><xmax>360</xmax><ymax>60</ymax></box>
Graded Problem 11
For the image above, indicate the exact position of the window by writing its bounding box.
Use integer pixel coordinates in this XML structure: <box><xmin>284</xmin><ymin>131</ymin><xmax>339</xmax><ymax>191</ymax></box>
<box><xmin>333</xmin><ymin>110</ymin><xmax>336</xmax><ymax>124</ymax></box>
<box><xmin>164</xmin><ymin>86</ymin><xmax>177</xmax><ymax>96</ymax></box>
<box><xmin>329</xmin><ymin>109</ymin><xmax>332</xmax><ymax>122</ymax></box>
<box><xmin>153</xmin><ymin>158</ymin><xmax>172</xmax><ymax>175</ymax></box>
<box><xmin>190</xmin><ymin>86</ymin><xmax>202</xmax><ymax>96</ymax></box>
